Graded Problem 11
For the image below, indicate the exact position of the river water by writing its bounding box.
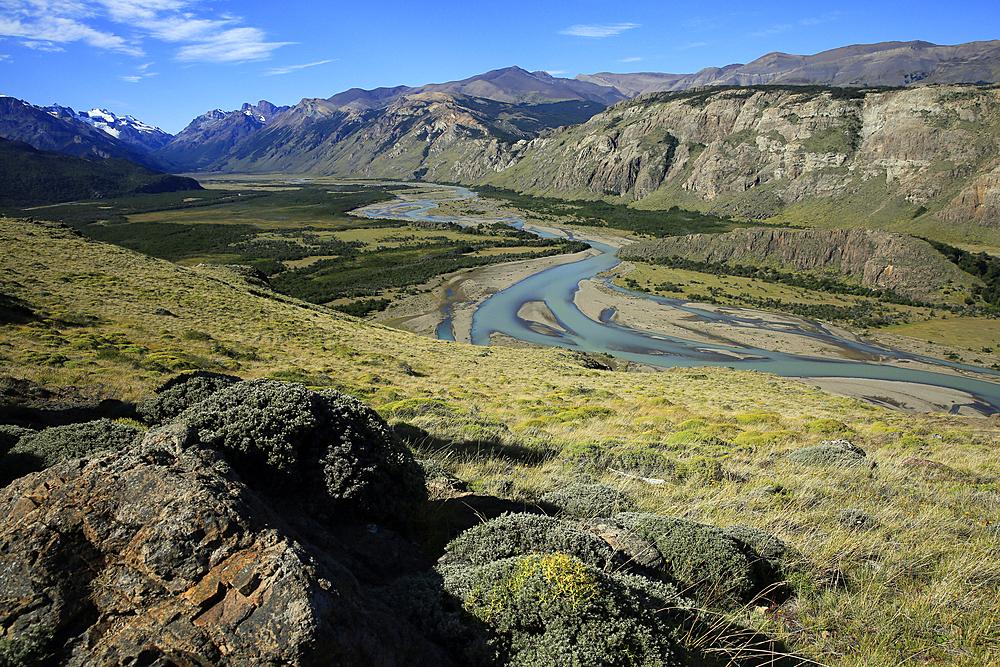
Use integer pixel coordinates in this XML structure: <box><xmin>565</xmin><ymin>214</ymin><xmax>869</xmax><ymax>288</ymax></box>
<box><xmin>357</xmin><ymin>185</ymin><xmax>1000</xmax><ymax>414</ymax></box>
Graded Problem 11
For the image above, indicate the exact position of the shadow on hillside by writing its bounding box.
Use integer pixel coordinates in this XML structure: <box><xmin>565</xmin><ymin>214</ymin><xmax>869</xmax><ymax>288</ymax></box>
<box><xmin>392</xmin><ymin>422</ymin><xmax>556</xmax><ymax>465</ymax></box>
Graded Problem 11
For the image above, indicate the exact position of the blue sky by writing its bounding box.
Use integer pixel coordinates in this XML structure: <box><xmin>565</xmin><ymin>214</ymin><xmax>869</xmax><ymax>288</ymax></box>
<box><xmin>1</xmin><ymin>0</ymin><xmax>998</xmax><ymax>134</ymax></box>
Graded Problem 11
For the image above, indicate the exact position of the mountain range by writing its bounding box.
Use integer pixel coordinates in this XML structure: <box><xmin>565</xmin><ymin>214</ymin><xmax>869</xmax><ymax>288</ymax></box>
<box><xmin>3</xmin><ymin>40</ymin><xmax>1000</xmax><ymax>242</ymax></box>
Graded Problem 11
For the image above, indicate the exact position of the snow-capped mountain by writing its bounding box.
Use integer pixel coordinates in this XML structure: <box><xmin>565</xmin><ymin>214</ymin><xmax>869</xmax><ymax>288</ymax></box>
<box><xmin>0</xmin><ymin>96</ymin><xmax>172</xmax><ymax>171</ymax></box>
<box><xmin>44</xmin><ymin>104</ymin><xmax>173</xmax><ymax>153</ymax></box>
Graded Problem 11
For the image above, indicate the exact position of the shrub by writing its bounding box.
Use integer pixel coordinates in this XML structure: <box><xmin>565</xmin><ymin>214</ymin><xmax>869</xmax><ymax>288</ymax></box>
<box><xmin>607</xmin><ymin>446</ymin><xmax>676</xmax><ymax>478</ymax></box>
<box><xmin>732</xmin><ymin>430</ymin><xmax>797</xmax><ymax>447</ymax></box>
<box><xmin>805</xmin><ymin>418</ymin><xmax>853</xmax><ymax>436</ymax></box>
<box><xmin>611</xmin><ymin>513</ymin><xmax>781</xmax><ymax>605</ymax></box>
<box><xmin>177</xmin><ymin>379</ymin><xmax>426</xmax><ymax>521</ymax></box>
<box><xmin>0</xmin><ymin>425</ymin><xmax>33</xmax><ymax>458</ymax></box>
<box><xmin>3</xmin><ymin>419</ymin><xmax>142</xmax><ymax>485</ymax></box>
<box><xmin>441</xmin><ymin>554</ymin><xmax>690</xmax><ymax>667</ymax></box>
<box><xmin>735</xmin><ymin>411</ymin><xmax>782</xmax><ymax>425</ymax></box>
<box><xmin>540</xmin><ymin>483</ymin><xmax>634</xmax><ymax>518</ymax></box>
<box><xmin>557</xmin><ymin>440</ymin><xmax>609</xmax><ymax>473</ymax></box>
<box><xmin>444</xmin><ymin>512</ymin><xmax>617</xmax><ymax>570</ymax></box>
<box><xmin>137</xmin><ymin>371</ymin><xmax>241</xmax><ymax>425</ymax></box>
<box><xmin>783</xmin><ymin>444</ymin><xmax>873</xmax><ymax>469</ymax></box>
<box><xmin>378</xmin><ymin>398</ymin><xmax>465</xmax><ymax>421</ymax></box>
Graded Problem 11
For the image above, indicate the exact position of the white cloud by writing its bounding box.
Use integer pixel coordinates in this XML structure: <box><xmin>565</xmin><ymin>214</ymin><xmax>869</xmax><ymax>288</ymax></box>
<box><xmin>620</xmin><ymin>56</ymin><xmax>642</xmax><ymax>63</ymax></box>
<box><xmin>544</xmin><ymin>70</ymin><xmax>567</xmax><ymax>76</ymax></box>
<box><xmin>678</xmin><ymin>41</ymin><xmax>709</xmax><ymax>50</ymax></box>
<box><xmin>263</xmin><ymin>58</ymin><xmax>334</xmax><ymax>76</ymax></box>
<box><xmin>559</xmin><ymin>23</ymin><xmax>639</xmax><ymax>38</ymax></box>
<box><xmin>0</xmin><ymin>0</ymin><xmax>290</xmax><ymax>63</ymax></box>
<box><xmin>0</xmin><ymin>12</ymin><xmax>143</xmax><ymax>55</ymax></box>
<box><xmin>121</xmin><ymin>61</ymin><xmax>158</xmax><ymax>81</ymax></box>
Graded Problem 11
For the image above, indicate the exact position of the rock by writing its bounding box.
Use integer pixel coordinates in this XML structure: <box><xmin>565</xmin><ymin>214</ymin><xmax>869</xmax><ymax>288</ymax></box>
<box><xmin>0</xmin><ymin>441</ymin><xmax>454</xmax><ymax>666</ymax></box>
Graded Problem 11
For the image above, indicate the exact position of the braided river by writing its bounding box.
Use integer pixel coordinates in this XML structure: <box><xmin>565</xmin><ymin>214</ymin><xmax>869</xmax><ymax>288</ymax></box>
<box><xmin>357</xmin><ymin>185</ymin><xmax>1000</xmax><ymax>415</ymax></box>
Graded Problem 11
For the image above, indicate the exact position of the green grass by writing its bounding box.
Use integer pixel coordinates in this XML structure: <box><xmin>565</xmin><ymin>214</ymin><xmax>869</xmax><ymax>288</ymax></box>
<box><xmin>4</xmin><ymin>211</ymin><xmax>1000</xmax><ymax>666</ymax></box>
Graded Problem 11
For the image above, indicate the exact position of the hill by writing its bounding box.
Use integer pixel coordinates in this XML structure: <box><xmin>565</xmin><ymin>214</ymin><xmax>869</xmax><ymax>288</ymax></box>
<box><xmin>0</xmin><ymin>138</ymin><xmax>202</xmax><ymax>207</ymax></box>
<box><xmin>1</xmin><ymin>217</ymin><xmax>999</xmax><ymax>666</ymax></box>
<box><xmin>477</xmin><ymin>84</ymin><xmax>1000</xmax><ymax>246</ymax></box>
<box><xmin>616</xmin><ymin>227</ymin><xmax>981</xmax><ymax>302</ymax></box>
<box><xmin>0</xmin><ymin>138</ymin><xmax>202</xmax><ymax>208</ymax></box>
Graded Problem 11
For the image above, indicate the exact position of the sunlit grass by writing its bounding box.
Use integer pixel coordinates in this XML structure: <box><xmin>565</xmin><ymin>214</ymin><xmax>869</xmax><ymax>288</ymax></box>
<box><xmin>4</xmin><ymin>216</ymin><xmax>1000</xmax><ymax>665</ymax></box>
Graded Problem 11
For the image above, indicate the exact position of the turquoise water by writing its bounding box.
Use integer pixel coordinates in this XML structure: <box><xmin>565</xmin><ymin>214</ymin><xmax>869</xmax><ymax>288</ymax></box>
<box><xmin>358</xmin><ymin>186</ymin><xmax>1000</xmax><ymax>413</ymax></box>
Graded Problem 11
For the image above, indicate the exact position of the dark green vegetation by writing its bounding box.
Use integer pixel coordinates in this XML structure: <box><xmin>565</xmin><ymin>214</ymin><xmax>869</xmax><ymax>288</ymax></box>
<box><xmin>639</xmin><ymin>255</ymin><xmax>932</xmax><ymax>307</ymax></box>
<box><xmin>473</xmin><ymin>185</ymin><xmax>735</xmax><ymax>237</ymax></box>
<box><xmin>273</xmin><ymin>233</ymin><xmax>589</xmax><ymax>304</ymax></box>
<box><xmin>175</xmin><ymin>379</ymin><xmax>426</xmax><ymax>520</ymax></box>
<box><xmin>0</xmin><ymin>137</ymin><xmax>201</xmax><ymax>207</ymax></box>
<box><xmin>927</xmin><ymin>239</ymin><xmax>1000</xmax><ymax>309</ymax></box>
<box><xmin>19</xmin><ymin>182</ymin><xmax>589</xmax><ymax>308</ymax></box>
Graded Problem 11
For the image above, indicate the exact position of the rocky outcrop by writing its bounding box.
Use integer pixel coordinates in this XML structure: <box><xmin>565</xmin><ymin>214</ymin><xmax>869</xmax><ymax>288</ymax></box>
<box><xmin>0</xmin><ymin>424</ymin><xmax>451</xmax><ymax>666</ymax></box>
<box><xmin>482</xmin><ymin>85</ymin><xmax>1000</xmax><ymax>228</ymax></box>
<box><xmin>617</xmin><ymin>227</ymin><xmax>981</xmax><ymax>299</ymax></box>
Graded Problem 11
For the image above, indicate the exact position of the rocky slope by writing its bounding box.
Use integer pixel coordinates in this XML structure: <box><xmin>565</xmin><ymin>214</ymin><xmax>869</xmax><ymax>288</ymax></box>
<box><xmin>0</xmin><ymin>96</ymin><xmax>173</xmax><ymax>172</ymax></box>
<box><xmin>576</xmin><ymin>40</ymin><xmax>1000</xmax><ymax>95</ymax></box>
<box><xmin>209</xmin><ymin>92</ymin><xmax>602</xmax><ymax>179</ymax></box>
<box><xmin>616</xmin><ymin>227</ymin><xmax>982</xmax><ymax>300</ymax></box>
<box><xmin>154</xmin><ymin>101</ymin><xmax>290</xmax><ymax>169</ymax></box>
<box><xmin>477</xmin><ymin>85</ymin><xmax>1000</xmax><ymax>239</ymax></box>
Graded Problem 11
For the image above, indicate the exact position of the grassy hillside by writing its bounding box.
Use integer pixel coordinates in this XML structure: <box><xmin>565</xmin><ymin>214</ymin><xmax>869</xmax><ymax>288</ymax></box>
<box><xmin>2</xmin><ymin>217</ymin><xmax>1000</xmax><ymax>665</ymax></box>
<box><xmin>0</xmin><ymin>137</ymin><xmax>202</xmax><ymax>207</ymax></box>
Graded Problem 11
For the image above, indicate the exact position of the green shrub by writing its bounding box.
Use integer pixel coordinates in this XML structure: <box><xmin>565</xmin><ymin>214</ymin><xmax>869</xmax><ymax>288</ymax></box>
<box><xmin>378</xmin><ymin>398</ymin><xmax>465</xmax><ymax>421</ymax></box>
<box><xmin>805</xmin><ymin>419</ymin><xmax>853</xmax><ymax>436</ymax></box>
<box><xmin>735</xmin><ymin>411</ymin><xmax>782</xmax><ymax>425</ymax></box>
<box><xmin>783</xmin><ymin>444</ymin><xmax>873</xmax><ymax>469</ymax></box>
<box><xmin>611</xmin><ymin>513</ymin><xmax>781</xmax><ymax>605</ymax></box>
<box><xmin>444</xmin><ymin>512</ymin><xmax>617</xmax><ymax>571</ymax></box>
<box><xmin>0</xmin><ymin>625</ymin><xmax>54</xmax><ymax>667</ymax></box>
<box><xmin>177</xmin><ymin>379</ymin><xmax>426</xmax><ymax>521</ymax></box>
<box><xmin>440</xmin><ymin>554</ymin><xmax>690</xmax><ymax>667</ymax></box>
<box><xmin>541</xmin><ymin>483</ymin><xmax>634</xmax><ymax>518</ymax></box>
<box><xmin>137</xmin><ymin>371</ymin><xmax>241</xmax><ymax>425</ymax></box>
<box><xmin>607</xmin><ymin>446</ymin><xmax>676</xmax><ymax>477</ymax></box>
<box><xmin>0</xmin><ymin>425</ymin><xmax>33</xmax><ymax>458</ymax></box>
<box><xmin>732</xmin><ymin>430</ymin><xmax>797</xmax><ymax>447</ymax></box>
<box><xmin>720</xmin><ymin>525</ymin><xmax>790</xmax><ymax>586</ymax></box>
<box><xmin>557</xmin><ymin>440</ymin><xmax>609</xmax><ymax>473</ymax></box>
<box><xmin>3</xmin><ymin>419</ymin><xmax>142</xmax><ymax>485</ymax></box>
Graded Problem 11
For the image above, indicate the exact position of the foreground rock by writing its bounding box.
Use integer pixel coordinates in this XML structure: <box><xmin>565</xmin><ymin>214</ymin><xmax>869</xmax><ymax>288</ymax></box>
<box><xmin>0</xmin><ymin>430</ymin><xmax>450</xmax><ymax>666</ymax></box>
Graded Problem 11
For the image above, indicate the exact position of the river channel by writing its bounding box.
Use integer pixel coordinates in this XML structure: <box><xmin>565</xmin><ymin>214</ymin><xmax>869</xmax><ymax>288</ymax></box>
<box><xmin>357</xmin><ymin>185</ymin><xmax>1000</xmax><ymax>414</ymax></box>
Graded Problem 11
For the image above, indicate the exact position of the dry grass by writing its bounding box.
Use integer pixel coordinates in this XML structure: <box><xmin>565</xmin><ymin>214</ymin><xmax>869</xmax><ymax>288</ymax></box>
<box><xmin>3</xmin><ymin>217</ymin><xmax>1000</xmax><ymax>665</ymax></box>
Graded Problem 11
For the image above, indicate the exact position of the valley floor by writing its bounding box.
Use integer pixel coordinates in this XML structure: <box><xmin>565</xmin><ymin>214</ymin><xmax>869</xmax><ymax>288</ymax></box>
<box><xmin>377</xmin><ymin>227</ymin><xmax>1000</xmax><ymax>416</ymax></box>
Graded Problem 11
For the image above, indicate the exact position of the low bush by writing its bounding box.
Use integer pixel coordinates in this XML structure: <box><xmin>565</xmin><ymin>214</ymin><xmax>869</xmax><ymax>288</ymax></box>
<box><xmin>540</xmin><ymin>483</ymin><xmax>634</xmax><ymax>518</ymax></box>
<box><xmin>177</xmin><ymin>379</ymin><xmax>426</xmax><ymax>521</ymax></box>
<box><xmin>444</xmin><ymin>512</ymin><xmax>617</xmax><ymax>571</ymax></box>
<box><xmin>783</xmin><ymin>444</ymin><xmax>873</xmax><ymax>469</ymax></box>
<box><xmin>440</xmin><ymin>553</ymin><xmax>691</xmax><ymax>667</ymax></box>
<box><xmin>2</xmin><ymin>419</ymin><xmax>142</xmax><ymax>485</ymax></box>
<box><xmin>137</xmin><ymin>371</ymin><xmax>241</xmax><ymax>425</ymax></box>
<box><xmin>0</xmin><ymin>424</ymin><xmax>33</xmax><ymax>458</ymax></box>
<box><xmin>611</xmin><ymin>512</ymin><xmax>785</xmax><ymax>605</ymax></box>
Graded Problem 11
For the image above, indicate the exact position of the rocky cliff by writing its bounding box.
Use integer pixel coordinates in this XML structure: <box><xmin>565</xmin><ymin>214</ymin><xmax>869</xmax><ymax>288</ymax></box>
<box><xmin>478</xmin><ymin>85</ymin><xmax>1000</xmax><ymax>239</ymax></box>
<box><xmin>616</xmin><ymin>227</ymin><xmax>981</xmax><ymax>300</ymax></box>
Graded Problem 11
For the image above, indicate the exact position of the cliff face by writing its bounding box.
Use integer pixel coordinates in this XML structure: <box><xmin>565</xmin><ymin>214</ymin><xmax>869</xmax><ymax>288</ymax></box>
<box><xmin>616</xmin><ymin>227</ymin><xmax>981</xmax><ymax>300</ymax></box>
<box><xmin>481</xmin><ymin>86</ymin><xmax>1000</xmax><ymax>231</ymax></box>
